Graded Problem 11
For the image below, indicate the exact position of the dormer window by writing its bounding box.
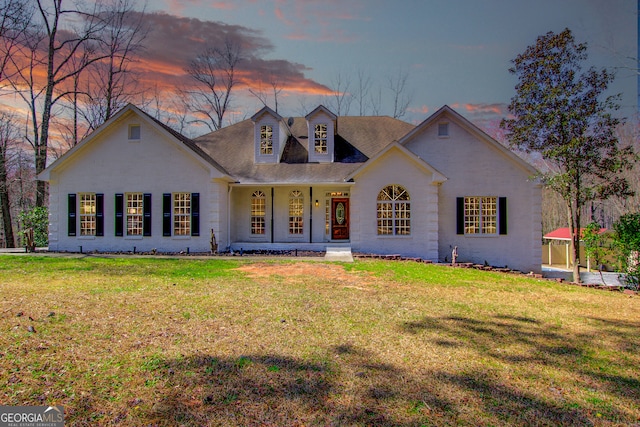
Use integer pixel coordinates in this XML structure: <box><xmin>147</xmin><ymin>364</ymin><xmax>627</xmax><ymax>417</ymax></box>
<box><xmin>305</xmin><ymin>105</ymin><xmax>336</xmax><ymax>163</ymax></box>
<box><xmin>260</xmin><ymin>125</ymin><xmax>273</xmax><ymax>155</ymax></box>
<box><xmin>314</xmin><ymin>124</ymin><xmax>328</xmax><ymax>154</ymax></box>
<box><xmin>251</xmin><ymin>106</ymin><xmax>283</xmax><ymax>164</ymax></box>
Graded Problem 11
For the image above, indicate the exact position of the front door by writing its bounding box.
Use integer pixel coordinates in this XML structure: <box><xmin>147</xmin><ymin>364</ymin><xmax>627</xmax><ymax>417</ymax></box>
<box><xmin>331</xmin><ymin>198</ymin><xmax>349</xmax><ymax>240</ymax></box>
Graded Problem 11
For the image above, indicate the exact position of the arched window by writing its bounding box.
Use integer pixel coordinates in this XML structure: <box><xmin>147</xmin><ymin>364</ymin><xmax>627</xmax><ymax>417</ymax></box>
<box><xmin>251</xmin><ymin>190</ymin><xmax>266</xmax><ymax>235</ymax></box>
<box><xmin>289</xmin><ymin>190</ymin><xmax>304</xmax><ymax>234</ymax></box>
<box><xmin>377</xmin><ymin>185</ymin><xmax>410</xmax><ymax>235</ymax></box>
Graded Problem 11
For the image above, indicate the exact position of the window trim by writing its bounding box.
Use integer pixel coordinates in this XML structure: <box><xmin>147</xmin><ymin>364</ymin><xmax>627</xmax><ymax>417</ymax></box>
<box><xmin>173</xmin><ymin>192</ymin><xmax>191</xmax><ymax>237</ymax></box>
<box><xmin>314</xmin><ymin>123</ymin><xmax>328</xmax><ymax>154</ymax></box>
<box><xmin>288</xmin><ymin>190</ymin><xmax>304</xmax><ymax>235</ymax></box>
<box><xmin>163</xmin><ymin>192</ymin><xmax>200</xmax><ymax>238</ymax></box>
<box><xmin>438</xmin><ymin>122</ymin><xmax>449</xmax><ymax>138</ymax></box>
<box><xmin>259</xmin><ymin>125</ymin><xmax>273</xmax><ymax>155</ymax></box>
<box><xmin>128</xmin><ymin>124</ymin><xmax>141</xmax><ymax>140</ymax></box>
<box><xmin>376</xmin><ymin>185</ymin><xmax>411</xmax><ymax>236</ymax></box>
<box><xmin>458</xmin><ymin>196</ymin><xmax>503</xmax><ymax>236</ymax></box>
<box><xmin>251</xmin><ymin>190</ymin><xmax>266</xmax><ymax>235</ymax></box>
<box><xmin>79</xmin><ymin>193</ymin><xmax>97</xmax><ymax>237</ymax></box>
<box><xmin>125</xmin><ymin>192</ymin><xmax>144</xmax><ymax>237</ymax></box>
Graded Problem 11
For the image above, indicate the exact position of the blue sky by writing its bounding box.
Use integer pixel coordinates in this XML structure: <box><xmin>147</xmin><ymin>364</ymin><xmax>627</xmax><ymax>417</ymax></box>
<box><xmin>141</xmin><ymin>0</ymin><xmax>637</xmax><ymax>127</ymax></box>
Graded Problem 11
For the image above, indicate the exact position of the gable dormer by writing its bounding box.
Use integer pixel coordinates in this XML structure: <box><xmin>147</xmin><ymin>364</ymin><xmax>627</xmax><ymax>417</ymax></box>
<box><xmin>251</xmin><ymin>106</ymin><xmax>287</xmax><ymax>164</ymax></box>
<box><xmin>305</xmin><ymin>105</ymin><xmax>336</xmax><ymax>163</ymax></box>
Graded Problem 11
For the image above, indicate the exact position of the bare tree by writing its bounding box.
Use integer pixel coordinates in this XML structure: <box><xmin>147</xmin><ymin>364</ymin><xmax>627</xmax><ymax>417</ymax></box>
<box><xmin>9</xmin><ymin>0</ymin><xmax>113</xmax><ymax>207</ymax></box>
<box><xmin>0</xmin><ymin>111</ymin><xmax>18</xmax><ymax>247</ymax></box>
<box><xmin>0</xmin><ymin>0</ymin><xmax>32</xmax><ymax>87</ymax></box>
<box><xmin>328</xmin><ymin>72</ymin><xmax>352</xmax><ymax>116</ymax></box>
<box><xmin>354</xmin><ymin>68</ymin><xmax>372</xmax><ymax>116</ymax></box>
<box><xmin>249</xmin><ymin>76</ymin><xmax>283</xmax><ymax>113</ymax></box>
<box><xmin>369</xmin><ymin>86</ymin><xmax>382</xmax><ymax>116</ymax></box>
<box><xmin>79</xmin><ymin>0</ymin><xmax>148</xmax><ymax>134</ymax></box>
<box><xmin>185</xmin><ymin>38</ymin><xmax>243</xmax><ymax>131</ymax></box>
<box><xmin>387</xmin><ymin>69</ymin><xmax>412</xmax><ymax>119</ymax></box>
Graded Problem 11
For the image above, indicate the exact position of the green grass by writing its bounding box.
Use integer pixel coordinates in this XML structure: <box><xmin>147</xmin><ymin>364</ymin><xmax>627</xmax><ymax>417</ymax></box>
<box><xmin>0</xmin><ymin>255</ymin><xmax>638</xmax><ymax>426</ymax></box>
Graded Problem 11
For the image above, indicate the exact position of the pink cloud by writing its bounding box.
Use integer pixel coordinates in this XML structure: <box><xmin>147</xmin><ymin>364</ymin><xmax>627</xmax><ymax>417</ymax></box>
<box><xmin>463</xmin><ymin>103</ymin><xmax>504</xmax><ymax>115</ymax></box>
<box><xmin>166</xmin><ymin>0</ymin><xmax>202</xmax><ymax>17</ymax></box>
<box><xmin>407</xmin><ymin>105</ymin><xmax>430</xmax><ymax>114</ymax></box>
<box><xmin>212</xmin><ymin>2</ymin><xmax>236</xmax><ymax>10</ymax></box>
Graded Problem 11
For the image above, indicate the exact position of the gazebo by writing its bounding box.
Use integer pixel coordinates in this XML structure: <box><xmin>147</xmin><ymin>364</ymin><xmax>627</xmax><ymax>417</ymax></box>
<box><xmin>543</xmin><ymin>227</ymin><xmax>608</xmax><ymax>270</ymax></box>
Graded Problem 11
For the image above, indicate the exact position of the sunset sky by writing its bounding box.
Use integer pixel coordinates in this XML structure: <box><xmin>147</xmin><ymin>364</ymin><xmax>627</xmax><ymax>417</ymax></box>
<box><xmin>129</xmin><ymin>0</ymin><xmax>637</xmax><ymax>127</ymax></box>
<box><xmin>5</xmin><ymin>0</ymin><xmax>637</xmax><ymax>134</ymax></box>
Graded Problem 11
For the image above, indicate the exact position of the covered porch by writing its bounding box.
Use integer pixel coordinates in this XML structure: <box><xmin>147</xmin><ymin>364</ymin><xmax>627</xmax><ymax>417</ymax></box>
<box><xmin>226</xmin><ymin>184</ymin><xmax>354</xmax><ymax>251</ymax></box>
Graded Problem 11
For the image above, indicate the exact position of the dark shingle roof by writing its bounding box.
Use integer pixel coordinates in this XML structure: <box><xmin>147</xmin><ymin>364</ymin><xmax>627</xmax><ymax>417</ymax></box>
<box><xmin>194</xmin><ymin>115</ymin><xmax>414</xmax><ymax>183</ymax></box>
<box><xmin>139</xmin><ymin>109</ymin><xmax>230</xmax><ymax>175</ymax></box>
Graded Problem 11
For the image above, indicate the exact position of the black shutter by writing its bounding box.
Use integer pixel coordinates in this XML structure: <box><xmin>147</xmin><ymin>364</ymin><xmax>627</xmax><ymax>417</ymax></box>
<box><xmin>143</xmin><ymin>193</ymin><xmax>152</xmax><ymax>236</ymax></box>
<box><xmin>191</xmin><ymin>193</ymin><xmax>200</xmax><ymax>236</ymax></box>
<box><xmin>115</xmin><ymin>193</ymin><xmax>124</xmax><ymax>236</ymax></box>
<box><xmin>456</xmin><ymin>197</ymin><xmax>465</xmax><ymax>235</ymax></box>
<box><xmin>68</xmin><ymin>194</ymin><xmax>76</xmax><ymax>236</ymax></box>
<box><xmin>498</xmin><ymin>197</ymin><xmax>507</xmax><ymax>235</ymax></box>
<box><xmin>96</xmin><ymin>194</ymin><xmax>104</xmax><ymax>236</ymax></box>
<box><xmin>163</xmin><ymin>193</ymin><xmax>171</xmax><ymax>236</ymax></box>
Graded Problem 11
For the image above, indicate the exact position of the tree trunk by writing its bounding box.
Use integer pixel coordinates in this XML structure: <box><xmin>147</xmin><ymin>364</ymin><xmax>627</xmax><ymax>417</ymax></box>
<box><xmin>36</xmin><ymin>18</ymin><xmax>57</xmax><ymax>208</ymax></box>
<box><xmin>567</xmin><ymin>201</ymin><xmax>581</xmax><ymax>283</ymax></box>
<box><xmin>0</xmin><ymin>161</ymin><xmax>15</xmax><ymax>248</ymax></box>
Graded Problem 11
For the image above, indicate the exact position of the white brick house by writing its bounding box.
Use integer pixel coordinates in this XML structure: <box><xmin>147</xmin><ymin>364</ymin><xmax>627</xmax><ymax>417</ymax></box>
<box><xmin>38</xmin><ymin>104</ymin><xmax>542</xmax><ymax>273</ymax></box>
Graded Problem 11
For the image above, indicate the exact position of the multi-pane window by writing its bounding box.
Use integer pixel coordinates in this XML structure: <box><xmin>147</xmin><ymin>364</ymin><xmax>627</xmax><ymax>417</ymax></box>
<box><xmin>79</xmin><ymin>193</ymin><xmax>96</xmax><ymax>236</ymax></box>
<box><xmin>464</xmin><ymin>196</ymin><xmax>497</xmax><ymax>234</ymax></box>
<box><xmin>260</xmin><ymin>125</ymin><xmax>273</xmax><ymax>155</ymax></box>
<box><xmin>377</xmin><ymin>185</ymin><xmax>410</xmax><ymax>235</ymax></box>
<box><xmin>174</xmin><ymin>193</ymin><xmax>191</xmax><ymax>236</ymax></box>
<box><xmin>289</xmin><ymin>190</ymin><xmax>304</xmax><ymax>235</ymax></box>
<box><xmin>314</xmin><ymin>124</ymin><xmax>327</xmax><ymax>154</ymax></box>
<box><xmin>126</xmin><ymin>193</ymin><xmax>143</xmax><ymax>236</ymax></box>
<box><xmin>251</xmin><ymin>190</ymin><xmax>266</xmax><ymax>235</ymax></box>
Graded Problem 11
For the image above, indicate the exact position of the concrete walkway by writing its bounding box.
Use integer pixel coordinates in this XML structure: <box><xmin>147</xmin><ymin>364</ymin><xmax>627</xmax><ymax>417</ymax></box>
<box><xmin>542</xmin><ymin>266</ymin><xmax>626</xmax><ymax>287</ymax></box>
<box><xmin>323</xmin><ymin>246</ymin><xmax>354</xmax><ymax>262</ymax></box>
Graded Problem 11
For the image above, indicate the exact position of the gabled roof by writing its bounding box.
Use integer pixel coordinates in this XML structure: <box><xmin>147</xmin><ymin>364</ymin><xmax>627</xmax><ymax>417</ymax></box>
<box><xmin>251</xmin><ymin>106</ymin><xmax>282</xmax><ymax>122</ymax></box>
<box><xmin>305</xmin><ymin>105</ymin><xmax>337</xmax><ymax>121</ymax></box>
<box><xmin>399</xmin><ymin>105</ymin><xmax>539</xmax><ymax>176</ymax></box>
<box><xmin>194</xmin><ymin>115</ymin><xmax>414</xmax><ymax>184</ymax></box>
<box><xmin>346</xmin><ymin>142</ymin><xmax>447</xmax><ymax>183</ymax></box>
<box><xmin>38</xmin><ymin>104</ymin><xmax>230</xmax><ymax>181</ymax></box>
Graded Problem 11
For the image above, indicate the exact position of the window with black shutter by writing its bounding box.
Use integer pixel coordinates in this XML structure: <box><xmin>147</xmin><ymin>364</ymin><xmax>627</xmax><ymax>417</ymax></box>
<box><xmin>499</xmin><ymin>197</ymin><xmax>507</xmax><ymax>235</ymax></box>
<box><xmin>68</xmin><ymin>194</ymin><xmax>77</xmax><ymax>236</ymax></box>
<box><xmin>456</xmin><ymin>197</ymin><xmax>464</xmax><ymax>235</ymax></box>
<box><xmin>191</xmin><ymin>193</ymin><xmax>200</xmax><ymax>236</ymax></box>
<box><xmin>115</xmin><ymin>193</ymin><xmax>124</xmax><ymax>236</ymax></box>
<box><xmin>163</xmin><ymin>193</ymin><xmax>171</xmax><ymax>236</ymax></box>
<box><xmin>96</xmin><ymin>194</ymin><xmax>104</xmax><ymax>236</ymax></box>
<box><xmin>143</xmin><ymin>193</ymin><xmax>152</xmax><ymax>236</ymax></box>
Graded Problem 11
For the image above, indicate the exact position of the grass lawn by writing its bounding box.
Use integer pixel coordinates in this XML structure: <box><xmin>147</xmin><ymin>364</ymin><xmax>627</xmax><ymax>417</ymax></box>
<box><xmin>0</xmin><ymin>256</ymin><xmax>638</xmax><ymax>426</ymax></box>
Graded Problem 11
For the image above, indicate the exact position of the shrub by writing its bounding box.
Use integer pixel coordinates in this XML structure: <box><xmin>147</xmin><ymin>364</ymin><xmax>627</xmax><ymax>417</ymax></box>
<box><xmin>612</xmin><ymin>213</ymin><xmax>640</xmax><ymax>290</ymax></box>
<box><xmin>18</xmin><ymin>206</ymin><xmax>49</xmax><ymax>249</ymax></box>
